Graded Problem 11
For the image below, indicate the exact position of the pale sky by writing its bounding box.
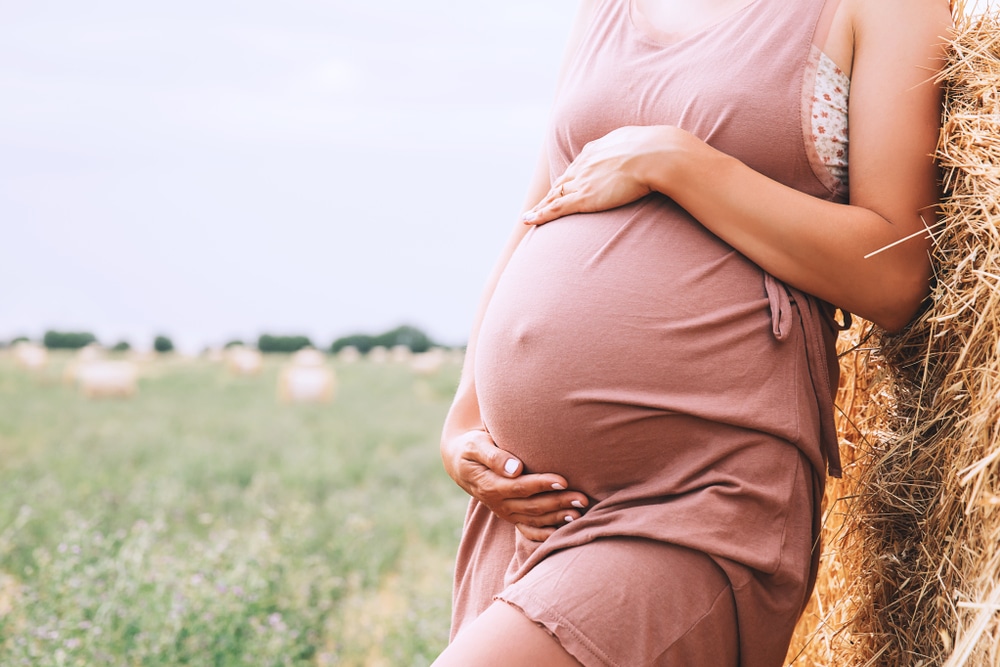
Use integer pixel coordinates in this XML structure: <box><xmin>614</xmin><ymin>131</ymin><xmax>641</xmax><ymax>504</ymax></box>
<box><xmin>1</xmin><ymin>1</ymin><xmax>576</xmax><ymax>350</ymax></box>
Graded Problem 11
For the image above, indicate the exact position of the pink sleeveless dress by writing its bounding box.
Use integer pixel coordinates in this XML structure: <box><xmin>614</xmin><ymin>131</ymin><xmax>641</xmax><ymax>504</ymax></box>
<box><xmin>451</xmin><ymin>0</ymin><xmax>848</xmax><ymax>664</ymax></box>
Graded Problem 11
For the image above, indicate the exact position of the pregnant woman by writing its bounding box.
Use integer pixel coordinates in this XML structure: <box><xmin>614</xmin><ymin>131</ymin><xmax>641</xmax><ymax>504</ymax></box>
<box><xmin>435</xmin><ymin>0</ymin><xmax>949</xmax><ymax>664</ymax></box>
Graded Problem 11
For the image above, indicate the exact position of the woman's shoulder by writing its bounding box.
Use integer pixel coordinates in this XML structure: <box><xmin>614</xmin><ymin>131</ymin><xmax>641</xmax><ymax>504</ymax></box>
<box><xmin>846</xmin><ymin>0</ymin><xmax>953</xmax><ymax>46</ymax></box>
<box><xmin>825</xmin><ymin>0</ymin><xmax>951</xmax><ymax>78</ymax></box>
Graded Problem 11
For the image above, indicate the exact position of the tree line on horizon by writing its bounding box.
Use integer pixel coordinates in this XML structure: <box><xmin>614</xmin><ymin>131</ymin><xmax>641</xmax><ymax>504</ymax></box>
<box><xmin>3</xmin><ymin>325</ymin><xmax>448</xmax><ymax>355</ymax></box>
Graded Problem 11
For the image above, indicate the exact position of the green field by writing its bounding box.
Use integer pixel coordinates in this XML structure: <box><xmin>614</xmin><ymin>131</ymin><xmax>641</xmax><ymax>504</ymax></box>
<box><xmin>0</xmin><ymin>351</ymin><xmax>469</xmax><ymax>666</ymax></box>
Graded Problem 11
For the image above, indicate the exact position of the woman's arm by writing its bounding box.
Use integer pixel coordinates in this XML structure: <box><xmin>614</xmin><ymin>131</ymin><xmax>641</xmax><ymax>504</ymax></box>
<box><xmin>524</xmin><ymin>0</ymin><xmax>951</xmax><ymax>333</ymax></box>
<box><xmin>440</xmin><ymin>0</ymin><xmax>601</xmax><ymax>541</ymax></box>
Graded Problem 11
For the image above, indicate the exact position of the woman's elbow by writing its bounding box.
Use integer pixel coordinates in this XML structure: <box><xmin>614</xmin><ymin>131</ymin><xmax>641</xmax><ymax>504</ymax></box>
<box><xmin>868</xmin><ymin>268</ymin><xmax>933</xmax><ymax>334</ymax></box>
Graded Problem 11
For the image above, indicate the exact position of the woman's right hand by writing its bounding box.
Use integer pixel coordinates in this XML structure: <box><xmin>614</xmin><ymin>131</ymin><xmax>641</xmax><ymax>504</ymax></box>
<box><xmin>442</xmin><ymin>428</ymin><xmax>589</xmax><ymax>541</ymax></box>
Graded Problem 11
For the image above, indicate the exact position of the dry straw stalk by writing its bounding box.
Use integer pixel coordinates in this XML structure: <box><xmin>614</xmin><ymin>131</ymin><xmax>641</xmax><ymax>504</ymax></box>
<box><xmin>787</xmin><ymin>4</ymin><xmax>1000</xmax><ymax>665</ymax></box>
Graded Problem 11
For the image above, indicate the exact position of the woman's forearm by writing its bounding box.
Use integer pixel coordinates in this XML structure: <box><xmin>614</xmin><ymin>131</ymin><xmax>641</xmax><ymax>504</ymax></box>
<box><xmin>649</xmin><ymin>1</ymin><xmax>948</xmax><ymax>332</ymax></box>
<box><xmin>645</xmin><ymin>127</ymin><xmax>934</xmax><ymax>332</ymax></box>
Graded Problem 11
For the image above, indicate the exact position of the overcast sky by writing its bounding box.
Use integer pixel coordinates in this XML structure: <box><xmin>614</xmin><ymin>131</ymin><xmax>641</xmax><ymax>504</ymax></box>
<box><xmin>1</xmin><ymin>1</ymin><xmax>576</xmax><ymax>350</ymax></box>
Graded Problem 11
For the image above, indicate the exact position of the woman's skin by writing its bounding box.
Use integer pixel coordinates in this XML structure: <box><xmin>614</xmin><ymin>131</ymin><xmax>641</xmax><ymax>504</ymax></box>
<box><xmin>437</xmin><ymin>0</ymin><xmax>951</xmax><ymax>662</ymax></box>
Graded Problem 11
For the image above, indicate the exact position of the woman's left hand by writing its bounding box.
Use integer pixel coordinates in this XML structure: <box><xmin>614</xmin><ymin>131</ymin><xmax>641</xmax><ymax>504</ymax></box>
<box><xmin>521</xmin><ymin>125</ymin><xmax>667</xmax><ymax>226</ymax></box>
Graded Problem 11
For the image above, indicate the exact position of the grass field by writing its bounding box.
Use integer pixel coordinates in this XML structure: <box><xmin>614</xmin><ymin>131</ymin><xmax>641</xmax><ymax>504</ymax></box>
<box><xmin>0</xmin><ymin>351</ymin><xmax>468</xmax><ymax>666</ymax></box>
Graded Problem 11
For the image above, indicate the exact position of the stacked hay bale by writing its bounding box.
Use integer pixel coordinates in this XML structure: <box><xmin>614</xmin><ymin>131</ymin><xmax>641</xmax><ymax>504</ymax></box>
<box><xmin>788</xmin><ymin>6</ymin><xmax>1000</xmax><ymax>665</ymax></box>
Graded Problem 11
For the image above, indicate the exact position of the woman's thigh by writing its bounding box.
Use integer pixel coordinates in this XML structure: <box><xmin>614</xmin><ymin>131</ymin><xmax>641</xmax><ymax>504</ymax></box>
<box><xmin>432</xmin><ymin>600</ymin><xmax>583</xmax><ymax>667</ymax></box>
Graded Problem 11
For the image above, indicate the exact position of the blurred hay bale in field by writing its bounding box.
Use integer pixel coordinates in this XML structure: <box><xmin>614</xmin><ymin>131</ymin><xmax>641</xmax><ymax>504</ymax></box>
<box><xmin>278</xmin><ymin>347</ymin><xmax>335</xmax><ymax>404</ymax></box>
<box><xmin>290</xmin><ymin>347</ymin><xmax>326</xmax><ymax>367</ymax></box>
<box><xmin>226</xmin><ymin>345</ymin><xmax>263</xmax><ymax>376</ymax></box>
<box><xmin>410</xmin><ymin>348</ymin><xmax>446</xmax><ymax>376</ymax></box>
<box><xmin>367</xmin><ymin>346</ymin><xmax>388</xmax><ymax>364</ymax></box>
<box><xmin>76</xmin><ymin>342</ymin><xmax>103</xmax><ymax>362</ymax></box>
<box><xmin>12</xmin><ymin>341</ymin><xmax>48</xmax><ymax>371</ymax></box>
<box><xmin>76</xmin><ymin>360</ymin><xmax>138</xmax><ymax>398</ymax></box>
<box><xmin>336</xmin><ymin>345</ymin><xmax>361</xmax><ymax>364</ymax></box>
<box><xmin>62</xmin><ymin>343</ymin><xmax>105</xmax><ymax>384</ymax></box>
<box><xmin>788</xmin><ymin>6</ymin><xmax>1000</xmax><ymax>665</ymax></box>
<box><xmin>390</xmin><ymin>344</ymin><xmax>412</xmax><ymax>364</ymax></box>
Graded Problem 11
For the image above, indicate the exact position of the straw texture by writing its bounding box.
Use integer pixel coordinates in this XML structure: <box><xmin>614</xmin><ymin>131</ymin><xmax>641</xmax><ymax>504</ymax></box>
<box><xmin>787</xmin><ymin>4</ymin><xmax>1000</xmax><ymax>665</ymax></box>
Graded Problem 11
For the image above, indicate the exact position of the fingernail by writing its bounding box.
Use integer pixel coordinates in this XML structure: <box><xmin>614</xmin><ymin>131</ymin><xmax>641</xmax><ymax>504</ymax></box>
<box><xmin>564</xmin><ymin>515</ymin><xmax>574</xmax><ymax>522</ymax></box>
<box><xmin>571</xmin><ymin>500</ymin><xmax>585</xmax><ymax>509</ymax></box>
<box><xmin>504</xmin><ymin>459</ymin><xmax>519</xmax><ymax>475</ymax></box>
<box><xmin>522</xmin><ymin>211</ymin><xmax>537</xmax><ymax>222</ymax></box>
<box><xmin>551</xmin><ymin>483</ymin><xmax>566</xmax><ymax>490</ymax></box>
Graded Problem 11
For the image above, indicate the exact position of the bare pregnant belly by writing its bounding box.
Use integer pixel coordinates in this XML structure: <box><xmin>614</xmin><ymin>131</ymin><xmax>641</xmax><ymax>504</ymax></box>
<box><xmin>475</xmin><ymin>198</ymin><xmax>799</xmax><ymax>498</ymax></box>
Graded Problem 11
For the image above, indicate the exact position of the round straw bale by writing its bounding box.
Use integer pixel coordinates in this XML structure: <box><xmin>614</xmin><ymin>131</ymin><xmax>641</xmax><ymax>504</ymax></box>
<box><xmin>12</xmin><ymin>341</ymin><xmax>48</xmax><ymax>371</ymax></box>
<box><xmin>337</xmin><ymin>345</ymin><xmax>361</xmax><ymax>363</ymax></box>
<box><xmin>76</xmin><ymin>360</ymin><xmax>138</xmax><ymax>398</ymax></box>
<box><xmin>277</xmin><ymin>364</ymin><xmax>336</xmax><ymax>403</ymax></box>
<box><xmin>226</xmin><ymin>346</ymin><xmax>263</xmax><ymax>375</ymax></box>
<box><xmin>410</xmin><ymin>348</ymin><xmax>446</xmax><ymax>375</ymax></box>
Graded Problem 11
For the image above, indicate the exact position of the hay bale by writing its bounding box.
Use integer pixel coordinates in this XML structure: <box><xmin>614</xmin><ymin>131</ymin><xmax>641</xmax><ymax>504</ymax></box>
<box><xmin>390</xmin><ymin>344</ymin><xmax>412</xmax><ymax>363</ymax></box>
<box><xmin>367</xmin><ymin>346</ymin><xmax>388</xmax><ymax>364</ymax></box>
<box><xmin>336</xmin><ymin>345</ymin><xmax>361</xmax><ymax>364</ymax></box>
<box><xmin>277</xmin><ymin>366</ymin><xmax>335</xmax><ymax>403</ymax></box>
<box><xmin>289</xmin><ymin>347</ymin><xmax>326</xmax><ymax>367</ymax></box>
<box><xmin>62</xmin><ymin>343</ymin><xmax>106</xmax><ymax>384</ymax></box>
<box><xmin>12</xmin><ymin>341</ymin><xmax>48</xmax><ymax>370</ymax></box>
<box><xmin>410</xmin><ymin>348</ymin><xmax>446</xmax><ymax>376</ymax></box>
<box><xmin>226</xmin><ymin>345</ymin><xmax>262</xmax><ymax>375</ymax></box>
<box><xmin>76</xmin><ymin>360</ymin><xmax>138</xmax><ymax>398</ymax></box>
<box><xmin>788</xmin><ymin>6</ymin><xmax>1000</xmax><ymax>665</ymax></box>
<box><xmin>277</xmin><ymin>348</ymin><xmax>335</xmax><ymax>403</ymax></box>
